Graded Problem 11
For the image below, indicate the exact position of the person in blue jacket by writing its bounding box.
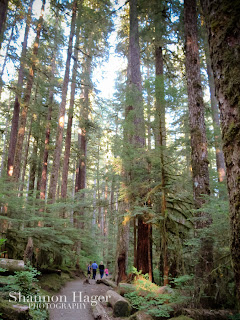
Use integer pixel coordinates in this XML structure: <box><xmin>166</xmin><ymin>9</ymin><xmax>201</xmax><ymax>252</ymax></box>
<box><xmin>91</xmin><ymin>261</ymin><xmax>98</xmax><ymax>279</ymax></box>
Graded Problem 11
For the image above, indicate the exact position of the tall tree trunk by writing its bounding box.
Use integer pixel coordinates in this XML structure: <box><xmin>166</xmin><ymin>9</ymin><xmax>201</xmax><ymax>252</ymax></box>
<box><xmin>96</xmin><ymin>139</ymin><xmax>101</xmax><ymax>228</ymax></box>
<box><xmin>155</xmin><ymin>43</ymin><xmax>169</xmax><ymax>285</ymax></box>
<box><xmin>0</xmin><ymin>96</ymin><xmax>11</xmax><ymax>176</ymax></box>
<box><xmin>200</xmin><ymin>0</ymin><xmax>240</xmax><ymax>306</ymax></box>
<box><xmin>203</xmin><ymin>36</ymin><xmax>226</xmax><ymax>182</ymax></box>
<box><xmin>61</xmin><ymin>18</ymin><xmax>81</xmax><ymax>198</ymax></box>
<box><xmin>39</xmin><ymin>14</ymin><xmax>59</xmax><ymax>200</ymax></box>
<box><xmin>0</xmin><ymin>16</ymin><xmax>16</xmax><ymax>99</ymax></box>
<box><xmin>73</xmin><ymin>53</ymin><xmax>91</xmax><ymax>264</ymax></box>
<box><xmin>129</xmin><ymin>0</ymin><xmax>151</xmax><ymax>279</ymax></box>
<box><xmin>19</xmin><ymin>117</ymin><xmax>33</xmax><ymax>193</ymax></box>
<box><xmin>146</xmin><ymin>62</ymin><xmax>152</xmax><ymax>150</ymax></box>
<box><xmin>116</xmin><ymin>0</ymin><xmax>150</xmax><ymax>282</ymax></box>
<box><xmin>29</xmin><ymin>137</ymin><xmax>38</xmax><ymax>194</ymax></box>
<box><xmin>0</xmin><ymin>0</ymin><xmax>8</xmax><ymax>49</ymax></box>
<box><xmin>184</xmin><ymin>0</ymin><xmax>213</xmax><ymax>306</ymax></box>
<box><xmin>74</xmin><ymin>57</ymin><xmax>91</xmax><ymax>236</ymax></box>
<box><xmin>7</xmin><ymin>0</ymin><xmax>33</xmax><ymax>177</ymax></box>
<box><xmin>36</xmin><ymin>134</ymin><xmax>44</xmax><ymax>198</ymax></box>
<box><xmin>75</xmin><ymin>55</ymin><xmax>91</xmax><ymax>196</ymax></box>
<box><xmin>12</xmin><ymin>0</ymin><xmax>45</xmax><ymax>181</ymax></box>
<box><xmin>48</xmin><ymin>0</ymin><xmax>77</xmax><ymax>201</ymax></box>
<box><xmin>115</xmin><ymin>202</ymin><xmax>130</xmax><ymax>284</ymax></box>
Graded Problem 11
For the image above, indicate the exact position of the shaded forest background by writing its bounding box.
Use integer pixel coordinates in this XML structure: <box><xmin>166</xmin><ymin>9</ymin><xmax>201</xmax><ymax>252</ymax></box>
<box><xmin>0</xmin><ymin>0</ymin><xmax>239</xmax><ymax>311</ymax></box>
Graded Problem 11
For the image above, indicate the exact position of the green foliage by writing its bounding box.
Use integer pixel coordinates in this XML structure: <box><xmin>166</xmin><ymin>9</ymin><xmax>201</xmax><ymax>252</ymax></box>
<box><xmin>125</xmin><ymin>291</ymin><xmax>174</xmax><ymax>318</ymax></box>
<box><xmin>29</xmin><ymin>308</ymin><xmax>48</xmax><ymax>320</ymax></box>
<box><xmin>0</xmin><ymin>265</ymin><xmax>48</xmax><ymax>320</ymax></box>
<box><xmin>229</xmin><ymin>314</ymin><xmax>240</xmax><ymax>320</ymax></box>
<box><xmin>14</xmin><ymin>263</ymin><xmax>40</xmax><ymax>296</ymax></box>
<box><xmin>125</xmin><ymin>269</ymin><xmax>192</xmax><ymax>318</ymax></box>
<box><xmin>169</xmin><ymin>317</ymin><xmax>194</xmax><ymax>320</ymax></box>
<box><xmin>38</xmin><ymin>273</ymin><xmax>70</xmax><ymax>292</ymax></box>
<box><xmin>171</xmin><ymin>274</ymin><xmax>194</xmax><ymax>290</ymax></box>
<box><xmin>0</xmin><ymin>239</ymin><xmax>7</xmax><ymax>273</ymax></box>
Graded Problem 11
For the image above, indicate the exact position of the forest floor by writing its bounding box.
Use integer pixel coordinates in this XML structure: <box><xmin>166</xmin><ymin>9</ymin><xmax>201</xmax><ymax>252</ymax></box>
<box><xmin>49</xmin><ymin>274</ymin><xmax>120</xmax><ymax>320</ymax></box>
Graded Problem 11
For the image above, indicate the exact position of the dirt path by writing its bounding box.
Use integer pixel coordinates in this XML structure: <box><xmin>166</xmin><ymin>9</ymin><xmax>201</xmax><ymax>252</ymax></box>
<box><xmin>49</xmin><ymin>275</ymin><xmax>113</xmax><ymax>320</ymax></box>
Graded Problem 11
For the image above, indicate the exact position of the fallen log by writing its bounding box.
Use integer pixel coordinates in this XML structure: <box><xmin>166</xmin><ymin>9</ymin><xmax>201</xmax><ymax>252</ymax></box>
<box><xmin>0</xmin><ymin>259</ymin><xmax>25</xmax><ymax>272</ymax></box>
<box><xmin>96</xmin><ymin>278</ymin><xmax>117</xmax><ymax>288</ymax></box>
<box><xmin>106</xmin><ymin>289</ymin><xmax>131</xmax><ymax>317</ymax></box>
<box><xmin>91</xmin><ymin>302</ymin><xmax>108</xmax><ymax>320</ymax></box>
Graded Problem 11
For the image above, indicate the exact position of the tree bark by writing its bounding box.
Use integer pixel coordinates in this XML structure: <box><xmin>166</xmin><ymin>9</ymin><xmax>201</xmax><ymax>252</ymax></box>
<box><xmin>39</xmin><ymin>14</ymin><xmax>59</xmax><ymax>201</ymax></box>
<box><xmin>48</xmin><ymin>0</ymin><xmax>77</xmax><ymax>201</ymax></box>
<box><xmin>12</xmin><ymin>0</ymin><xmax>45</xmax><ymax>181</ymax></box>
<box><xmin>61</xmin><ymin>17</ymin><xmax>81</xmax><ymax>199</ymax></box>
<box><xmin>29</xmin><ymin>138</ymin><xmax>38</xmax><ymax>194</ymax></box>
<box><xmin>75</xmin><ymin>56</ymin><xmax>91</xmax><ymax>195</ymax></box>
<box><xmin>184</xmin><ymin>0</ymin><xmax>213</xmax><ymax>306</ymax></box>
<box><xmin>115</xmin><ymin>203</ymin><xmax>130</xmax><ymax>284</ymax></box>
<box><xmin>19</xmin><ymin>117</ymin><xmax>33</xmax><ymax>193</ymax></box>
<box><xmin>129</xmin><ymin>0</ymin><xmax>150</xmax><ymax>279</ymax></box>
<box><xmin>0</xmin><ymin>0</ymin><xmax>8</xmax><ymax>49</ymax></box>
<box><xmin>200</xmin><ymin>0</ymin><xmax>240</xmax><ymax>306</ymax></box>
<box><xmin>0</xmin><ymin>96</ymin><xmax>11</xmax><ymax>176</ymax></box>
<box><xmin>203</xmin><ymin>31</ymin><xmax>226</xmax><ymax>183</ymax></box>
<box><xmin>155</xmin><ymin>44</ymin><xmax>169</xmax><ymax>285</ymax></box>
<box><xmin>0</xmin><ymin>15</ymin><xmax>16</xmax><ymax>99</ymax></box>
<box><xmin>74</xmin><ymin>56</ymin><xmax>91</xmax><ymax>234</ymax></box>
<box><xmin>7</xmin><ymin>0</ymin><xmax>33</xmax><ymax>177</ymax></box>
<box><xmin>106</xmin><ymin>290</ymin><xmax>131</xmax><ymax>317</ymax></box>
<box><xmin>136</xmin><ymin>216</ymin><xmax>149</xmax><ymax>275</ymax></box>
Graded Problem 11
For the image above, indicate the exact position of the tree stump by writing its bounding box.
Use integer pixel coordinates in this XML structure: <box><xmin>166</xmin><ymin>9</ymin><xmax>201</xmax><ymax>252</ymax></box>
<box><xmin>106</xmin><ymin>289</ymin><xmax>131</xmax><ymax>317</ymax></box>
<box><xmin>23</xmin><ymin>237</ymin><xmax>33</xmax><ymax>263</ymax></box>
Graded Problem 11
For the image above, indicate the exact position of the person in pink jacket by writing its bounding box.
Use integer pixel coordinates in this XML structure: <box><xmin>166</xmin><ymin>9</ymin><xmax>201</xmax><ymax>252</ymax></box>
<box><xmin>104</xmin><ymin>267</ymin><xmax>109</xmax><ymax>277</ymax></box>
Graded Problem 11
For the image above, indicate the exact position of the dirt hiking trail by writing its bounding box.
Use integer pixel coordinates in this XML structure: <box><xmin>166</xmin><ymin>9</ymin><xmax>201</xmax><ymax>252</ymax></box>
<box><xmin>49</xmin><ymin>275</ymin><xmax>117</xmax><ymax>320</ymax></box>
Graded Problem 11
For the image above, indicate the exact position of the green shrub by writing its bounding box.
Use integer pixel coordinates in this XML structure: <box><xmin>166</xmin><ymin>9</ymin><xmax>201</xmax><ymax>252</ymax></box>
<box><xmin>14</xmin><ymin>263</ymin><xmax>40</xmax><ymax>295</ymax></box>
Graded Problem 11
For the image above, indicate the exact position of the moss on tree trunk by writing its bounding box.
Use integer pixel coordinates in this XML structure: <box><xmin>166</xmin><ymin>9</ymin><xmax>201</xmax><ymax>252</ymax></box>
<box><xmin>200</xmin><ymin>0</ymin><xmax>240</xmax><ymax>307</ymax></box>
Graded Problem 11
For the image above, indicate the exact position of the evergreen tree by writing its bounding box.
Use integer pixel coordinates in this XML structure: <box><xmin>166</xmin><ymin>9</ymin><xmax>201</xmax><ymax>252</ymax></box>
<box><xmin>0</xmin><ymin>0</ymin><xmax>8</xmax><ymax>48</ymax></box>
<box><xmin>48</xmin><ymin>0</ymin><xmax>78</xmax><ymax>201</ymax></box>
<box><xmin>12</xmin><ymin>0</ymin><xmax>46</xmax><ymax>181</ymax></box>
<box><xmin>7</xmin><ymin>0</ymin><xmax>33</xmax><ymax>177</ymax></box>
<box><xmin>201</xmin><ymin>0</ymin><xmax>240</xmax><ymax>305</ymax></box>
<box><xmin>184</xmin><ymin>0</ymin><xmax>214</xmax><ymax>305</ymax></box>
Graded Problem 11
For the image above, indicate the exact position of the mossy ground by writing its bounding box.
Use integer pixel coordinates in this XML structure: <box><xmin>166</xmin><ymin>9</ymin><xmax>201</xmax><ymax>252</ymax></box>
<box><xmin>38</xmin><ymin>272</ymin><xmax>72</xmax><ymax>292</ymax></box>
<box><xmin>169</xmin><ymin>316</ymin><xmax>194</xmax><ymax>320</ymax></box>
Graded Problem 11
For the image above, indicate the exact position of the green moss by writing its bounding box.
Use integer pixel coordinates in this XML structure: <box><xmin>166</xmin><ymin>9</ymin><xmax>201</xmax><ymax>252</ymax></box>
<box><xmin>210</xmin><ymin>20</ymin><xmax>220</xmax><ymax>32</ymax></box>
<box><xmin>38</xmin><ymin>272</ymin><xmax>71</xmax><ymax>292</ymax></box>
<box><xmin>169</xmin><ymin>316</ymin><xmax>194</xmax><ymax>320</ymax></box>
<box><xmin>224</xmin><ymin>121</ymin><xmax>240</xmax><ymax>146</ymax></box>
<box><xmin>0</xmin><ymin>299</ymin><xmax>32</xmax><ymax>320</ymax></box>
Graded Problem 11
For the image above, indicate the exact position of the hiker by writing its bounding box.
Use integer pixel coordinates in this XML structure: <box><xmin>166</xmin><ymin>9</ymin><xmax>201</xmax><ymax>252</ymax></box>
<box><xmin>99</xmin><ymin>261</ymin><xmax>104</xmax><ymax>279</ymax></box>
<box><xmin>92</xmin><ymin>261</ymin><xmax>98</xmax><ymax>279</ymax></box>
<box><xmin>104</xmin><ymin>267</ymin><xmax>109</xmax><ymax>277</ymax></box>
<box><xmin>87</xmin><ymin>263</ymin><xmax>91</xmax><ymax>279</ymax></box>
